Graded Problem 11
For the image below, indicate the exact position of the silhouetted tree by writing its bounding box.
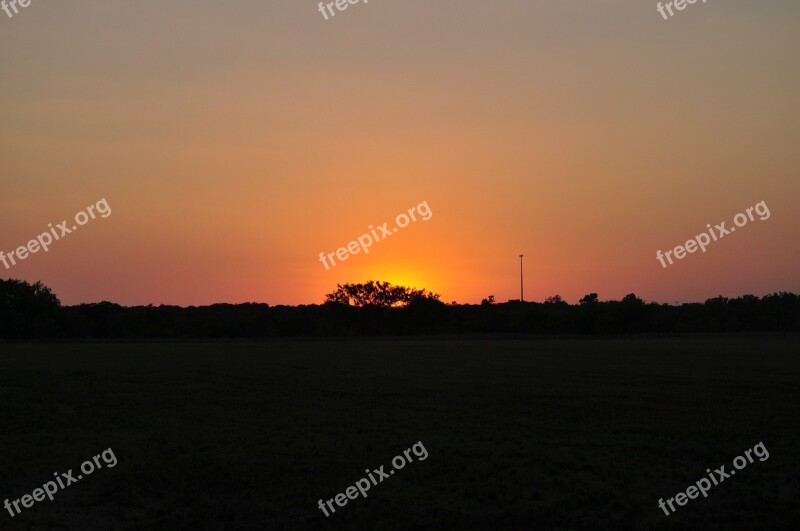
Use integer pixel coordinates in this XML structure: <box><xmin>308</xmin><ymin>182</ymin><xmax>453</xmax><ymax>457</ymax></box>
<box><xmin>324</xmin><ymin>281</ymin><xmax>440</xmax><ymax>308</ymax></box>
<box><xmin>0</xmin><ymin>278</ymin><xmax>61</xmax><ymax>338</ymax></box>
<box><xmin>621</xmin><ymin>293</ymin><xmax>644</xmax><ymax>305</ymax></box>
<box><xmin>617</xmin><ymin>293</ymin><xmax>646</xmax><ymax>333</ymax></box>
<box><xmin>578</xmin><ymin>293</ymin><xmax>601</xmax><ymax>333</ymax></box>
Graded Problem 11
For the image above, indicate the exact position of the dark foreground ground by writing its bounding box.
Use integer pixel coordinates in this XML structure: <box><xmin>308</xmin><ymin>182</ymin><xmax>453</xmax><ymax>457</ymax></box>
<box><xmin>0</xmin><ymin>337</ymin><xmax>798</xmax><ymax>530</ymax></box>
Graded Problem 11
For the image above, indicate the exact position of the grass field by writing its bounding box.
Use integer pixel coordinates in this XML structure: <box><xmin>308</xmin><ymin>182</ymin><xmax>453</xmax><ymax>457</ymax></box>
<box><xmin>1</xmin><ymin>337</ymin><xmax>798</xmax><ymax>530</ymax></box>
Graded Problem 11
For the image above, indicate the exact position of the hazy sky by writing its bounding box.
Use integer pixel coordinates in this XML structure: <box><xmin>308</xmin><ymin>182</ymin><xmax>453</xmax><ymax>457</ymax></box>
<box><xmin>1</xmin><ymin>0</ymin><xmax>799</xmax><ymax>306</ymax></box>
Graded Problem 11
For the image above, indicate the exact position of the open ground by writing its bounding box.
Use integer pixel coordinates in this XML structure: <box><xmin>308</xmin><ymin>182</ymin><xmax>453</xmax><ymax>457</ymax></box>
<box><xmin>1</xmin><ymin>336</ymin><xmax>798</xmax><ymax>529</ymax></box>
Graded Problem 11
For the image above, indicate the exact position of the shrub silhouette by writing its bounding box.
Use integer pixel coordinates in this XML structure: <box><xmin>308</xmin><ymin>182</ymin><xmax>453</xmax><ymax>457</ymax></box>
<box><xmin>324</xmin><ymin>281</ymin><xmax>440</xmax><ymax>308</ymax></box>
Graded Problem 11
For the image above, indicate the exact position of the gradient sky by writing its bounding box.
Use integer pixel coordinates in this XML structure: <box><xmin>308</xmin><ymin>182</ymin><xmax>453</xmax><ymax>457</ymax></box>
<box><xmin>1</xmin><ymin>0</ymin><xmax>799</xmax><ymax>306</ymax></box>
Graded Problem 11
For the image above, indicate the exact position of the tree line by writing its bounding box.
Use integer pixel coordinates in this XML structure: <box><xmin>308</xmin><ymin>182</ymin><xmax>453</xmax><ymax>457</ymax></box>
<box><xmin>1</xmin><ymin>278</ymin><xmax>798</xmax><ymax>339</ymax></box>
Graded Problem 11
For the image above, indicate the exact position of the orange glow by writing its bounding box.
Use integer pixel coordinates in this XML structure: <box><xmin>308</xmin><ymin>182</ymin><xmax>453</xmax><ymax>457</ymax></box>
<box><xmin>1</xmin><ymin>2</ymin><xmax>799</xmax><ymax>306</ymax></box>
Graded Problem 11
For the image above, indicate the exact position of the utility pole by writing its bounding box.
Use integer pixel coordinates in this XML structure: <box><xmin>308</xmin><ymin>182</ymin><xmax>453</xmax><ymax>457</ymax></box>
<box><xmin>519</xmin><ymin>254</ymin><xmax>524</xmax><ymax>302</ymax></box>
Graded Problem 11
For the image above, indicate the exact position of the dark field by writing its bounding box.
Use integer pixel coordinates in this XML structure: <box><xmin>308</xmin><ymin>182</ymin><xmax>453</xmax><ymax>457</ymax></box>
<box><xmin>1</xmin><ymin>337</ymin><xmax>798</xmax><ymax>530</ymax></box>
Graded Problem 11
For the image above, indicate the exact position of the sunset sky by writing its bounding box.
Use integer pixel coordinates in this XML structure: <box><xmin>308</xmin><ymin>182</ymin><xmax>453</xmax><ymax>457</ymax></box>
<box><xmin>1</xmin><ymin>0</ymin><xmax>799</xmax><ymax>306</ymax></box>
